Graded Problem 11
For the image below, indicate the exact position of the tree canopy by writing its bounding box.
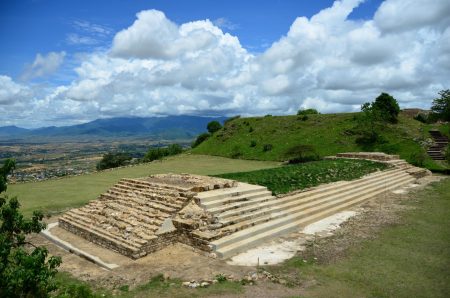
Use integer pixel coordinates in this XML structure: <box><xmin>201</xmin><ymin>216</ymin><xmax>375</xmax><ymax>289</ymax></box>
<box><xmin>207</xmin><ymin>121</ymin><xmax>222</xmax><ymax>134</ymax></box>
<box><xmin>431</xmin><ymin>89</ymin><xmax>450</xmax><ymax>121</ymax></box>
<box><xmin>0</xmin><ymin>159</ymin><xmax>61</xmax><ymax>297</ymax></box>
<box><xmin>372</xmin><ymin>92</ymin><xmax>400</xmax><ymax>123</ymax></box>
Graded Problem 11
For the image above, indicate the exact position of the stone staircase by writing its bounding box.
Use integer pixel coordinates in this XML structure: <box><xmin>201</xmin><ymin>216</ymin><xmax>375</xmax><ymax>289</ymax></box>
<box><xmin>186</xmin><ymin>153</ymin><xmax>429</xmax><ymax>259</ymax></box>
<box><xmin>59</xmin><ymin>174</ymin><xmax>235</xmax><ymax>259</ymax></box>
<box><xmin>427</xmin><ymin>130</ymin><xmax>448</xmax><ymax>161</ymax></box>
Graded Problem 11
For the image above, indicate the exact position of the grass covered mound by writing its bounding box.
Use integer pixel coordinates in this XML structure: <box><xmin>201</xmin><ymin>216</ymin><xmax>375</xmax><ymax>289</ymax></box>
<box><xmin>216</xmin><ymin>159</ymin><xmax>388</xmax><ymax>195</ymax></box>
<box><xmin>192</xmin><ymin>112</ymin><xmax>448</xmax><ymax>171</ymax></box>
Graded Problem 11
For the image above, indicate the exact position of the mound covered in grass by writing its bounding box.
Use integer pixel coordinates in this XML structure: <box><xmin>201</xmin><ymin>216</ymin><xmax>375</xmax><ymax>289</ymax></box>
<box><xmin>192</xmin><ymin>113</ymin><xmax>447</xmax><ymax>171</ymax></box>
<box><xmin>216</xmin><ymin>159</ymin><xmax>388</xmax><ymax>195</ymax></box>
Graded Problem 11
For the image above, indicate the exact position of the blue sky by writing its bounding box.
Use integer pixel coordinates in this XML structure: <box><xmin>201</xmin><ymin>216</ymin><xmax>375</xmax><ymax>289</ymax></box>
<box><xmin>0</xmin><ymin>0</ymin><xmax>382</xmax><ymax>79</ymax></box>
<box><xmin>0</xmin><ymin>0</ymin><xmax>449</xmax><ymax>127</ymax></box>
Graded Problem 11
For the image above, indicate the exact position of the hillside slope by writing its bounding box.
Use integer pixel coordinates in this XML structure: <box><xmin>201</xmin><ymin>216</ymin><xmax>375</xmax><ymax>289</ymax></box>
<box><xmin>192</xmin><ymin>113</ymin><xmax>447</xmax><ymax>170</ymax></box>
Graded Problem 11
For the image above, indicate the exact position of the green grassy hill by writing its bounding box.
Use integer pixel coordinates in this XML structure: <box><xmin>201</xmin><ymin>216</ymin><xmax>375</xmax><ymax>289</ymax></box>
<box><xmin>192</xmin><ymin>112</ymin><xmax>448</xmax><ymax>171</ymax></box>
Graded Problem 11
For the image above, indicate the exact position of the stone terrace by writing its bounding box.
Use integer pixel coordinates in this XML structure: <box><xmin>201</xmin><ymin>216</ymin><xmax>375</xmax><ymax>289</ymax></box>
<box><xmin>59</xmin><ymin>174</ymin><xmax>236</xmax><ymax>259</ymax></box>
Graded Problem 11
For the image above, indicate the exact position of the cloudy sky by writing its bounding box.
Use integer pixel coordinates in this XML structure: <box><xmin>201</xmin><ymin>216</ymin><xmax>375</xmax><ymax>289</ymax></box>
<box><xmin>1</xmin><ymin>0</ymin><xmax>449</xmax><ymax>128</ymax></box>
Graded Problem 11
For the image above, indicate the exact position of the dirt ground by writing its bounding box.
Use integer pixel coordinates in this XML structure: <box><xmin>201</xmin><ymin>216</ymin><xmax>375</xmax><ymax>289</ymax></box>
<box><xmin>30</xmin><ymin>174</ymin><xmax>445</xmax><ymax>296</ymax></box>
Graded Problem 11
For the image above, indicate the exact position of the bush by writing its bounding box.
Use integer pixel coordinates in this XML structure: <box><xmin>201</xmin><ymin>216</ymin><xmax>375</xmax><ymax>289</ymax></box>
<box><xmin>284</xmin><ymin>144</ymin><xmax>320</xmax><ymax>164</ymax></box>
<box><xmin>414</xmin><ymin>113</ymin><xmax>428</xmax><ymax>123</ymax></box>
<box><xmin>96</xmin><ymin>152</ymin><xmax>132</xmax><ymax>170</ymax></box>
<box><xmin>207</xmin><ymin>121</ymin><xmax>222</xmax><ymax>134</ymax></box>
<box><xmin>0</xmin><ymin>159</ymin><xmax>62</xmax><ymax>298</ymax></box>
<box><xmin>231</xmin><ymin>146</ymin><xmax>242</xmax><ymax>159</ymax></box>
<box><xmin>409</xmin><ymin>151</ymin><xmax>427</xmax><ymax>167</ymax></box>
<box><xmin>431</xmin><ymin>89</ymin><xmax>450</xmax><ymax>121</ymax></box>
<box><xmin>297</xmin><ymin>108</ymin><xmax>319</xmax><ymax>116</ymax></box>
<box><xmin>263</xmin><ymin>144</ymin><xmax>273</xmax><ymax>152</ymax></box>
<box><xmin>142</xmin><ymin>144</ymin><xmax>183</xmax><ymax>162</ymax></box>
<box><xmin>445</xmin><ymin>145</ymin><xmax>450</xmax><ymax>163</ymax></box>
<box><xmin>372</xmin><ymin>92</ymin><xmax>400</xmax><ymax>123</ymax></box>
<box><xmin>297</xmin><ymin>115</ymin><xmax>308</xmax><ymax>121</ymax></box>
<box><xmin>191</xmin><ymin>133</ymin><xmax>210</xmax><ymax>148</ymax></box>
<box><xmin>250</xmin><ymin>140</ymin><xmax>257</xmax><ymax>147</ymax></box>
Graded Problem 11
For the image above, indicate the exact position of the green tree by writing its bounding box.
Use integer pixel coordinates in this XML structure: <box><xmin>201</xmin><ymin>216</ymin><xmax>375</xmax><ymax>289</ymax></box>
<box><xmin>297</xmin><ymin>108</ymin><xmax>319</xmax><ymax>116</ymax></box>
<box><xmin>356</xmin><ymin>102</ymin><xmax>384</xmax><ymax>144</ymax></box>
<box><xmin>191</xmin><ymin>133</ymin><xmax>210</xmax><ymax>148</ymax></box>
<box><xmin>207</xmin><ymin>121</ymin><xmax>222</xmax><ymax>134</ymax></box>
<box><xmin>96</xmin><ymin>152</ymin><xmax>132</xmax><ymax>170</ymax></box>
<box><xmin>0</xmin><ymin>159</ymin><xmax>61</xmax><ymax>297</ymax></box>
<box><xmin>431</xmin><ymin>89</ymin><xmax>450</xmax><ymax>121</ymax></box>
<box><xmin>372</xmin><ymin>92</ymin><xmax>400</xmax><ymax>123</ymax></box>
<box><xmin>0</xmin><ymin>158</ymin><xmax>15</xmax><ymax>193</ymax></box>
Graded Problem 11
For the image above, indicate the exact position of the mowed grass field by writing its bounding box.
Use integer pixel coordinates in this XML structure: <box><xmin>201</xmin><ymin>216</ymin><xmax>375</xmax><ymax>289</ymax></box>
<box><xmin>6</xmin><ymin>154</ymin><xmax>279</xmax><ymax>217</ymax></box>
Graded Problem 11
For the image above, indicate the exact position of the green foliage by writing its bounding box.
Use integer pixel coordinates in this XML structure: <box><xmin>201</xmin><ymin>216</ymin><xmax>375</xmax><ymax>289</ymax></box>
<box><xmin>250</xmin><ymin>140</ymin><xmax>257</xmax><ymax>147</ymax></box>
<box><xmin>0</xmin><ymin>159</ymin><xmax>62</xmax><ymax>297</ymax></box>
<box><xmin>445</xmin><ymin>145</ymin><xmax>450</xmax><ymax>163</ymax></box>
<box><xmin>431</xmin><ymin>89</ymin><xmax>450</xmax><ymax>121</ymax></box>
<box><xmin>191</xmin><ymin>132</ymin><xmax>210</xmax><ymax>148</ymax></box>
<box><xmin>231</xmin><ymin>146</ymin><xmax>242</xmax><ymax>159</ymax></box>
<box><xmin>207</xmin><ymin>121</ymin><xmax>222</xmax><ymax>134</ymax></box>
<box><xmin>297</xmin><ymin>108</ymin><xmax>319</xmax><ymax>115</ymax></box>
<box><xmin>356</xmin><ymin>102</ymin><xmax>384</xmax><ymax>145</ymax></box>
<box><xmin>96</xmin><ymin>152</ymin><xmax>132</xmax><ymax>170</ymax></box>
<box><xmin>215</xmin><ymin>274</ymin><xmax>227</xmax><ymax>283</ymax></box>
<box><xmin>413</xmin><ymin>113</ymin><xmax>429</xmax><ymax>123</ymax></box>
<box><xmin>409</xmin><ymin>151</ymin><xmax>427</xmax><ymax>167</ymax></box>
<box><xmin>142</xmin><ymin>144</ymin><xmax>183</xmax><ymax>162</ymax></box>
<box><xmin>263</xmin><ymin>144</ymin><xmax>273</xmax><ymax>152</ymax></box>
<box><xmin>284</xmin><ymin>144</ymin><xmax>320</xmax><ymax>164</ymax></box>
<box><xmin>0</xmin><ymin>158</ymin><xmax>15</xmax><ymax>193</ymax></box>
<box><xmin>217</xmin><ymin>159</ymin><xmax>387</xmax><ymax>195</ymax></box>
<box><xmin>373</xmin><ymin>92</ymin><xmax>400</xmax><ymax>123</ymax></box>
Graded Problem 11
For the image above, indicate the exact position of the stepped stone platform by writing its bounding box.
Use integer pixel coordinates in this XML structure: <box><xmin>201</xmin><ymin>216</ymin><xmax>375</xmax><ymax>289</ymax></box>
<box><xmin>58</xmin><ymin>174</ymin><xmax>236</xmax><ymax>259</ymax></box>
<box><xmin>58</xmin><ymin>153</ymin><xmax>431</xmax><ymax>261</ymax></box>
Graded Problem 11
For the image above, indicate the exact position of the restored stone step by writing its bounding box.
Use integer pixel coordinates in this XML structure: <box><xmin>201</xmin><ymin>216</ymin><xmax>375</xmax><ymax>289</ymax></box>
<box><xmin>215</xmin><ymin>172</ymin><xmax>412</xmax><ymax>234</ymax></box>
<box><xmin>196</xmin><ymin>183</ymin><xmax>268</xmax><ymax>202</ymax></box>
<box><xmin>213</xmin><ymin>175</ymin><xmax>415</xmax><ymax>258</ymax></box>
<box><xmin>216</xmin><ymin>168</ymin><xmax>405</xmax><ymax>221</ymax></box>
<box><xmin>200</xmin><ymin>190</ymin><xmax>273</xmax><ymax>209</ymax></box>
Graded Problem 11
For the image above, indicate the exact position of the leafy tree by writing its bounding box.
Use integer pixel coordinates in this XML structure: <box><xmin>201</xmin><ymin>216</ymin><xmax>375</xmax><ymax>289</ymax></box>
<box><xmin>142</xmin><ymin>144</ymin><xmax>183</xmax><ymax>162</ymax></box>
<box><xmin>297</xmin><ymin>108</ymin><xmax>319</xmax><ymax>116</ymax></box>
<box><xmin>167</xmin><ymin>144</ymin><xmax>183</xmax><ymax>155</ymax></box>
<box><xmin>372</xmin><ymin>92</ymin><xmax>400</xmax><ymax>123</ymax></box>
<box><xmin>207</xmin><ymin>121</ymin><xmax>222</xmax><ymax>134</ymax></box>
<box><xmin>0</xmin><ymin>158</ymin><xmax>15</xmax><ymax>193</ymax></box>
<box><xmin>191</xmin><ymin>133</ymin><xmax>210</xmax><ymax>148</ymax></box>
<box><xmin>0</xmin><ymin>159</ymin><xmax>62</xmax><ymax>297</ymax></box>
<box><xmin>356</xmin><ymin>102</ymin><xmax>384</xmax><ymax>144</ymax></box>
<box><xmin>284</xmin><ymin>144</ymin><xmax>320</xmax><ymax>164</ymax></box>
<box><xmin>96</xmin><ymin>152</ymin><xmax>132</xmax><ymax>170</ymax></box>
<box><xmin>431</xmin><ymin>89</ymin><xmax>450</xmax><ymax>121</ymax></box>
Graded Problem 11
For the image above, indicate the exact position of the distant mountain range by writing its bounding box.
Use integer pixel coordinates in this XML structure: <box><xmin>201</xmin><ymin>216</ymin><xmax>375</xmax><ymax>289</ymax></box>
<box><xmin>0</xmin><ymin>116</ymin><xmax>227</xmax><ymax>140</ymax></box>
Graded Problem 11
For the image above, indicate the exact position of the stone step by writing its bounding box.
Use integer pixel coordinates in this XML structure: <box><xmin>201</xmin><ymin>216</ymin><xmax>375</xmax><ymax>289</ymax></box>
<box><xmin>215</xmin><ymin>171</ymin><xmax>411</xmax><ymax>234</ymax></box>
<box><xmin>213</xmin><ymin>175</ymin><xmax>415</xmax><ymax>258</ymax></box>
<box><xmin>115</xmin><ymin>182</ymin><xmax>182</xmax><ymax>198</ymax></box>
<box><xmin>207</xmin><ymin>193</ymin><xmax>275</xmax><ymax>215</ymax></box>
<box><xmin>196</xmin><ymin>183</ymin><xmax>268</xmax><ymax>203</ymax></box>
<box><xmin>200</xmin><ymin>190</ymin><xmax>273</xmax><ymax>209</ymax></box>
<box><xmin>60</xmin><ymin>214</ymin><xmax>144</xmax><ymax>250</ymax></box>
<box><xmin>100</xmin><ymin>192</ymin><xmax>177</xmax><ymax>214</ymax></box>
<box><xmin>216</xmin><ymin>169</ymin><xmax>408</xmax><ymax>222</ymax></box>
<box><xmin>120</xmin><ymin>178</ymin><xmax>191</xmax><ymax>192</ymax></box>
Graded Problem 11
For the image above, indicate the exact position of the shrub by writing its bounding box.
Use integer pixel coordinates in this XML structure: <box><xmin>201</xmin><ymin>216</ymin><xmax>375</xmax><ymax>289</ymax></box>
<box><xmin>191</xmin><ymin>133</ymin><xmax>210</xmax><ymax>148</ymax></box>
<box><xmin>263</xmin><ymin>144</ymin><xmax>273</xmax><ymax>152</ymax></box>
<box><xmin>431</xmin><ymin>89</ymin><xmax>450</xmax><ymax>121</ymax></box>
<box><xmin>372</xmin><ymin>92</ymin><xmax>400</xmax><ymax>123</ymax></box>
<box><xmin>409</xmin><ymin>151</ymin><xmax>427</xmax><ymax>167</ymax></box>
<box><xmin>297</xmin><ymin>108</ymin><xmax>319</xmax><ymax>116</ymax></box>
<box><xmin>96</xmin><ymin>152</ymin><xmax>132</xmax><ymax>170</ymax></box>
<box><xmin>143</xmin><ymin>144</ymin><xmax>183</xmax><ymax>162</ymax></box>
<box><xmin>297</xmin><ymin>115</ymin><xmax>308</xmax><ymax>121</ymax></box>
<box><xmin>284</xmin><ymin>144</ymin><xmax>320</xmax><ymax>164</ymax></box>
<box><xmin>414</xmin><ymin>113</ymin><xmax>428</xmax><ymax>123</ymax></box>
<box><xmin>445</xmin><ymin>145</ymin><xmax>450</xmax><ymax>163</ymax></box>
<box><xmin>231</xmin><ymin>146</ymin><xmax>242</xmax><ymax>159</ymax></box>
<box><xmin>248</xmin><ymin>126</ymin><xmax>254</xmax><ymax>133</ymax></box>
<box><xmin>207</xmin><ymin>121</ymin><xmax>222</xmax><ymax>134</ymax></box>
<box><xmin>250</xmin><ymin>140</ymin><xmax>257</xmax><ymax>147</ymax></box>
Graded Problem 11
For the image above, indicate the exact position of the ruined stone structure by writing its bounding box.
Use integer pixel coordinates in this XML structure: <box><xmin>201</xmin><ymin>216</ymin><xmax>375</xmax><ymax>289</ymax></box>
<box><xmin>59</xmin><ymin>153</ymin><xmax>430</xmax><ymax>259</ymax></box>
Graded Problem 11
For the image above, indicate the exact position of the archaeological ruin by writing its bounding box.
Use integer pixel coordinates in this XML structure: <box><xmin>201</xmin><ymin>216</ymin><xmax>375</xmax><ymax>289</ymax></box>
<box><xmin>57</xmin><ymin>153</ymin><xmax>430</xmax><ymax>260</ymax></box>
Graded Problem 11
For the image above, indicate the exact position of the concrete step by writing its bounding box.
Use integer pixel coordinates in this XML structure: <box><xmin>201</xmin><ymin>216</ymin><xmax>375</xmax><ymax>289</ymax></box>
<box><xmin>216</xmin><ymin>172</ymin><xmax>412</xmax><ymax>233</ymax></box>
<box><xmin>214</xmin><ymin>175</ymin><xmax>415</xmax><ymax>258</ymax></box>
<box><xmin>211</xmin><ymin>176</ymin><xmax>415</xmax><ymax>256</ymax></box>
<box><xmin>196</xmin><ymin>183</ymin><xmax>268</xmax><ymax>202</ymax></box>
<box><xmin>216</xmin><ymin>169</ymin><xmax>405</xmax><ymax>222</ymax></box>
<box><xmin>200</xmin><ymin>190</ymin><xmax>273</xmax><ymax>209</ymax></box>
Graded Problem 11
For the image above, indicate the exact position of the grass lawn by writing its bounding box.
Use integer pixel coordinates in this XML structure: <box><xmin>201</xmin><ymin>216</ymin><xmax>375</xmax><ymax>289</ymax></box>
<box><xmin>282</xmin><ymin>177</ymin><xmax>450</xmax><ymax>298</ymax></box>
<box><xmin>6</xmin><ymin>154</ymin><xmax>279</xmax><ymax>217</ymax></box>
<box><xmin>216</xmin><ymin>159</ymin><xmax>388</xmax><ymax>195</ymax></box>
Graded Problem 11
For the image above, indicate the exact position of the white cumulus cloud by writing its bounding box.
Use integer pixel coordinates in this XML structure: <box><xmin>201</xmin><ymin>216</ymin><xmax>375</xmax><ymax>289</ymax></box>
<box><xmin>21</xmin><ymin>51</ymin><xmax>66</xmax><ymax>80</ymax></box>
